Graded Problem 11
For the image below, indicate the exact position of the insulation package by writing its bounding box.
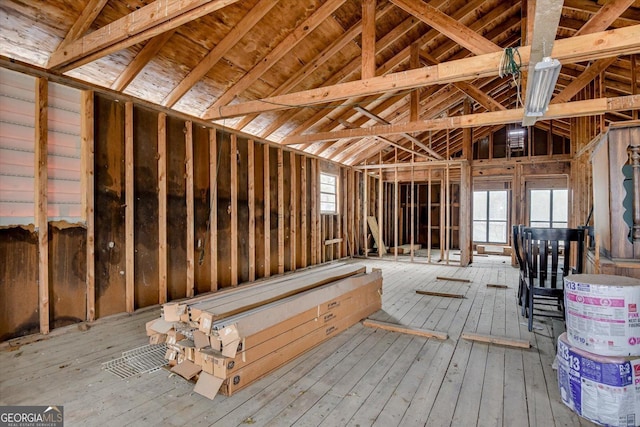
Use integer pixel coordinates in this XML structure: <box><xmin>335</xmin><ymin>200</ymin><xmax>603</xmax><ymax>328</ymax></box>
<box><xmin>564</xmin><ymin>274</ymin><xmax>640</xmax><ymax>357</ymax></box>
<box><xmin>557</xmin><ymin>333</ymin><xmax>640</xmax><ymax>427</ymax></box>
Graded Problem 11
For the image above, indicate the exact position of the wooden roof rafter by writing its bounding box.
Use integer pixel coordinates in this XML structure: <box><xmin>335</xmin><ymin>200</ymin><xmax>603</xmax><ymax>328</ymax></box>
<box><xmin>208</xmin><ymin>25</ymin><xmax>640</xmax><ymax>120</ymax></box>
<box><xmin>47</xmin><ymin>0</ymin><xmax>243</xmax><ymax>71</ymax></box>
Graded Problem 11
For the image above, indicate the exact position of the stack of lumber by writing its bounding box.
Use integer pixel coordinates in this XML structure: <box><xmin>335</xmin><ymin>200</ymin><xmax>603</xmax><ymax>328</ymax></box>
<box><xmin>144</xmin><ymin>263</ymin><xmax>382</xmax><ymax>399</ymax></box>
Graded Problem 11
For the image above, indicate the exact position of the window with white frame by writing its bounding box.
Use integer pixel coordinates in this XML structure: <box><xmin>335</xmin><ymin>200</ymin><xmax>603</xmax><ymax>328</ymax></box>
<box><xmin>320</xmin><ymin>172</ymin><xmax>338</xmax><ymax>214</ymax></box>
<box><xmin>473</xmin><ymin>190</ymin><xmax>508</xmax><ymax>243</ymax></box>
<box><xmin>529</xmin><ymin>189</ymin><xmax>568</xmax><ymax>228</ymax></box>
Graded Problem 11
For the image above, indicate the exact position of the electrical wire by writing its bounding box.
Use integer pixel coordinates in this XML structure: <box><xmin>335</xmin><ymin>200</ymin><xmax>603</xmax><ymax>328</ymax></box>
<box><xmin>499</xmin><ymin>47</ymin><xmax>523</xmax><ymax>108</ymax></box>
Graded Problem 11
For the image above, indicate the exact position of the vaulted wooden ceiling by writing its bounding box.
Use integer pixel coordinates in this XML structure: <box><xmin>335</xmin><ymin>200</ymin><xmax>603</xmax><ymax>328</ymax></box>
<box><xmin>1</xmin><ymin>0</ymin><xmax>639</xmax><ymax>165</ymax></box>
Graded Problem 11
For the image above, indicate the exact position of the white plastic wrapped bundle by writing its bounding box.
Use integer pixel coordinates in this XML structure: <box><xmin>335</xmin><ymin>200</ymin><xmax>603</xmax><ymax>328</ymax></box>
<box><xmin>564</xmin><ymin>274</ymin><xmax>640</xmax><ymax>356</ymax></box>
<box><xmin>557</xmin><ymin>333</ymin><xmax>640</xmax><ymax>427</ymax></box>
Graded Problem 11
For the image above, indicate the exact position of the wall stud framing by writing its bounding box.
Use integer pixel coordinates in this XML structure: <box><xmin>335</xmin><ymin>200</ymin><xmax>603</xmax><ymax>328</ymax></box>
<box><xmin>82</xmin><ymin>90</ymin><xmax>96</xmax><ymax>321</ymax></box>
<box><xmin>35</xmin><ymin>77</ymin><xmax>49</xmax><ymax>334</ymax></box>
<box><xmin>186</xmin><ymin>121</ymin><xmax>195</xmax><ymax>295</ymax></box>
<box><xmin>125</xmin><ymin>101</ymin><xmax>134</xmax><ymax>313</ymax></box>
<box><xmin>158</xmin><ymin>113</ymin><xmax>168</xmax><ymax>302</ymax></box>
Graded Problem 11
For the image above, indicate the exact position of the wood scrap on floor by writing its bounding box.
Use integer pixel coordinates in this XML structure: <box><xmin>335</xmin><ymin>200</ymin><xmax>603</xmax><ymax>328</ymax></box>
<box><xmin>146</xmin><ymin>263</ymin><xmax>383</xmax><ymax>399</ymax></box>
<box><xmin>362</xmin><ymin>319</ymin><xmax>448</xmax><ymax>340</ymax></box>
<box><xmin>486</xmin><ymin>284</ymin><xmax>509</xmax><ymax>289</ymax></box>
<box><xmin>416</xmin><ymin>290</ymin><xmax>465</xmax><ymax>299</ymax></box>
<box><xmin>460</xmin><ymin>332</ymin><xmax>530</xmax><ymax>349</ymax></box>
<box><xmin>436</xmin><ymin>276</ymin><xmax>471</xmax><ymax>283</ymax></box>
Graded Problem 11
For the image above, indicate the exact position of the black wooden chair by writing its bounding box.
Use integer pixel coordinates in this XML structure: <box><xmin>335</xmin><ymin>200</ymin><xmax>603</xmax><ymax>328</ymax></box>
<box><xmin>522</xmin><ymin>227</ymin><xmax>585</xmax><ymax>331</ymax></box>
<box><xmin>512</xmin><ymin>225</ymin><xmax>527</xmax><ymax>313</ymax></box>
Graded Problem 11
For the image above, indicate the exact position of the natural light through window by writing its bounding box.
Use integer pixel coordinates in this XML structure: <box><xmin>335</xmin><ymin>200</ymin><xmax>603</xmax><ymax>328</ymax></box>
<box><xmin>473</xmin><ymin>190</ymin><xmax>508</xmax><ymax>243</ymax></box>
<box><xmin>530</xmin><ymin>189</ymin><xmax>568</xmax><ymax>228</ymax></box>
<box><xmin>320</xmin><ymin>173</ymin><xmax>338</xmax><ymax>214</ymax></box>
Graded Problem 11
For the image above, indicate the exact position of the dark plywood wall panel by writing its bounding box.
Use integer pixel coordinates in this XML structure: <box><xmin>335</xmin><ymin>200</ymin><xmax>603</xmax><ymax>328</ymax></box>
<box><xmin>94</xmin><ymin>95</ymin><xmax>126</xmax><ymax>317</ymax></box>
<box><xmin>133</xmin><ymin>106</ymin><xmax>159</xmax><ymax>308</ymax></box>
<box><xmin>283</xmin><ymin>151</ymin><xmax>292</xmax><ymax>271</ymax></box>
<box><xmin>0</xmin><ymin>228</ymin><xmax>39</xmax><ymax>341</ymax></box>
<box><xmin>49</xmin><ymin>224</ymin><xmax>86</xmax><ymax>329</ymax></box>
<box><xmin>216</xmin><ymin>131</ymin><xmax>232</xmax><ymax>287</ymax></box>
<box><xmin>193</xmin><ymin>125</ymin><xmax>211</xmax><ymax>295</ymax></box>
<box><xmin>166</xmin><ymin>116</ymin><xmax>187</xmax><ymax>300</ymax></box>
<box><xmin>237</xmin><ymin>137</ymin><xmax>250</xmax><ymax>284</ymax></box>
<box><xmin>268</xmin><ymin>147</ymin><xmax>278</xmax><ymax>275</ymax></box>
<box><xmin>254</xmin><ymin>142</ymin><xmax>266</xmax><ymax>279</ymax></box>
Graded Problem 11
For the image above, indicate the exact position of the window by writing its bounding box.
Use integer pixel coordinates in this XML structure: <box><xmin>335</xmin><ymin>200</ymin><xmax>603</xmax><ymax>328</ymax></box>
<box><xmin>473</xmin><ymin>190</ymin><xmax>508</xmax><ymax>243</ymax></box>
<box><xmin>530</xmin><ymin>189</ymin><xmax>568</xmax><ymax>228</ymax></box>
<box><xmin>320</xmin><ymin>173</ymin><xmax>338</xmax><ymax>214</ymax></box>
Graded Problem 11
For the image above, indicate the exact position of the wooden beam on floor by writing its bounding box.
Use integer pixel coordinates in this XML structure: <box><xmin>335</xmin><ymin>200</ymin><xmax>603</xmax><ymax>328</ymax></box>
<box><xmin>363</xmin><ymin>319</ymin><xmax>448</xmax><ymax>340</ymax></box>
<box><xmin>436</xmin><ymin>276</ymin><xmax>471</xmax><ymax>283</ymax></box>
<box><xmin>416</xmin><ymin>290</ymin><xmax>465</xmax><ymax>299</ymax></box>
<box><xmin>461</xmin><ymin>332</ymin><xmax>530</xmax><ymax>349</ymax></box>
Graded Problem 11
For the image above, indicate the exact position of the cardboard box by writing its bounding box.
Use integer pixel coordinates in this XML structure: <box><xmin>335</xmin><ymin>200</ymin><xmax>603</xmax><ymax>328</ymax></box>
<box><xmin>220</xmin><ymin>296</ymin><xmax>381</xmax><ymax>396</ymax></box>
<box><xmin>193</xmin><ymin>330</ymin><xmax>210</xmax><ymax>349</ymax></box>
<box><xmin>163</xmin><ymin>303</ymin><xmax>186</xmax><ymax>322</ymax></box>
<box><xmin>166</xmin><ymin>330</ymin><xmax>186</xmax><ymax>345</ymax></box>
<box><xmin>194</xmin><ymin>372</ymin><xmax>224</xmax><ymax>400</ymax></box>
<box><xmin>213</xmin><ymin>355</ymin><xmax>233</xmax><ymax>378</ymax></box>
<box><xmin>146</xmin><ymin>318</ymin><xmax>174</xmax><ymax>335</ymax></box>
<box><xmin>170</xmin><ymin>360</ymin><xmax>201</xmax><ymax>380</ymax></box>
<box><xmin>149</xmin><ymin>333</ymin><xmax>167</xmax><ymax>345</ymax></box>
<box><xmin>199</xmin><ymin>312</ymin><xmax>214</xmax><ymax>335</ymax></box>
<box><xmin>198</xmin><ymin>348</ymin><xmax>218</xmax><ymax>375</ymax></box>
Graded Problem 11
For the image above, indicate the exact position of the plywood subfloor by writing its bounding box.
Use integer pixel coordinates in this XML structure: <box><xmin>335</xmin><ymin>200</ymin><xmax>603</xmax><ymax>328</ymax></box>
<box><xmin>0</xmin><ymin>258</ymin><xmax>596</xmax><ymax>426</ymax></box>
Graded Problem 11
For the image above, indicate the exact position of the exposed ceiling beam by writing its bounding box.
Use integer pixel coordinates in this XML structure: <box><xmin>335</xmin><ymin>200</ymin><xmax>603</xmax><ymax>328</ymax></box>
<box><xmin>419</xmin><ymin>50</ymin><xmax>505</xmax><ymax>112</ymax></box>
<box><xmin>203</xmin><ymin>25</ymin><xmax>640</xmax><ymax>120</ymax></box>
<box><xmin>574</xmin><ymin>0</ymin><xmax>637</xmax><ymax>36</ymax></box>
<box><xmin>234</xmin><ymin>3</ymin><xmax>396</xmax><ymax>131</ymax></box>
<box><xmin>47</xmin><ymin>0</ymin><xmax>242</xmax><ymax>71</ymax></box>
<box><xmin>283</xmin><ymin>94</ymin><xmax>640</xmax><ymax>144</ymax></box>
<box><xmin>521</xmin><ymin>0</ymin><xmax>564</xmax><ymax>126</ymax></box>
<box><xmin>202</xmin><ymin>0</ymin><xmax>347</xmax><ymax>116</ymax></box>
<box><xmin>551</xmin><ymin>57</ymin><xmax>617</xmax><ymax>104</ymax></box>
<box><xmin>51</xmin><ymin>0</ymin><xmax>109</xmax><ymax>55</ymax></box>
<box><xmin>389</xmin><ymin>0</ymin><xmax>500</xmax><ymax>55</ymax></box>
<box><xmin>111</xmin><ymin>30</ymin><xmax>176</xmax><ymax>92</ymax></box>
<box><xmin>163</xmin><ymin>0</ymin><xmax>279</xmax><ymax>108</ymax></box>
<box><xmin>361</xmin><ymin>0</ymin><xmax>377</xmax><ymax>80</ymax></box>
<box><xmin>353</xmin><ymin>105</ymin><xmax>444</xmax><ymax>159</ymax></box>
<box><xmin>335</xmin><ymin>119</ymin><xmax>426</xmax><ymax>159</ymax></box>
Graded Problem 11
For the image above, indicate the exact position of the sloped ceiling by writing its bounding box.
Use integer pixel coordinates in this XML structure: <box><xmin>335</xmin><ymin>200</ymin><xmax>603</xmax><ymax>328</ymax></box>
<box><xmin>1</xmin><ymin>0</ymin><xmax>639</xmax><ymax>165</ymax></box>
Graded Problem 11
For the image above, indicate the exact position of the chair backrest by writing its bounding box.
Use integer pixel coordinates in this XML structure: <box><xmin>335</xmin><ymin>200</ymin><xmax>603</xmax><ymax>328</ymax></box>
<box><xmin>512</xmin><ymin>224</ymin><xmax>526</xmax><ymax>273</ymax></box>
<box><xmin>523</xmin><ymin>227</ymin><xmax>585</xmax><ymax>289</ymax></box>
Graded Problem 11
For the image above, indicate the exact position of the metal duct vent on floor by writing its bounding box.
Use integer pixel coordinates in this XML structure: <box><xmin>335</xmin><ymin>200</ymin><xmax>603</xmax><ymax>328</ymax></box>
<box><xmin>102</xmin><ymin>344</ymin><xmax>167</xmax><ymax>379</ymax></box>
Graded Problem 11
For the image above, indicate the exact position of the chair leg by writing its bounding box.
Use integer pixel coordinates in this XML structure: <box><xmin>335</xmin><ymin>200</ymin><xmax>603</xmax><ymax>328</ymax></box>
<box><xmin>528</xmin><ymin>289</ymin><xmax>534</xmax><ymax>331</ymax></box>
<box><xmin>520</xmin><ymin>284</ymin><xmax>528</xmax><ymax>317</ymax></box>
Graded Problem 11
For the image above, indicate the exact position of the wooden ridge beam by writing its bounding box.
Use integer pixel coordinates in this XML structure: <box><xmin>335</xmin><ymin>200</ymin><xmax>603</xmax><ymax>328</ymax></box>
<box><xmin>390</xmin><ymin>0</ymin><xmax>500</xmax><ymax>55</ymax></box>
<box><xmin>283</xmin><ymin>94</ymin><xmax>640</xmax><ymax>144</ymax></box>
<box><xmin>48</xmin><ymin>0</ymin><xmax>242</xmax><ymax>70</ymax></box>
<box><xmin>162</xmin><ymin>0</ymin><xmax>278</xmax><ymax>108</ymax></box>
<box><xmin>204</xmin><ymin>25</ymin><xmax>640</xmax><ymax>120</ymax></box>
<box><xmin>203</xmin><ymin>0</ymin><xmax>347</xmax><ymax>115</ymax></box>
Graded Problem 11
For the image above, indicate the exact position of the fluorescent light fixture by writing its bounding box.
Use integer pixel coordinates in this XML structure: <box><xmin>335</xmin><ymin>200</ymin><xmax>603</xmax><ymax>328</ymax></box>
<box><xmin>524</xmin><ymin>57</ymin><xmax>561</xmax><ymax>118</ymax></box>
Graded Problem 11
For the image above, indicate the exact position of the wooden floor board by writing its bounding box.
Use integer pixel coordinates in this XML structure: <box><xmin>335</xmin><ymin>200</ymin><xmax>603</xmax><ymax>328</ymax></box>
<box><xmin>0</xmin><ymin>257</ymin><xmax>597</xmax><ymax>427</ymax></box>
